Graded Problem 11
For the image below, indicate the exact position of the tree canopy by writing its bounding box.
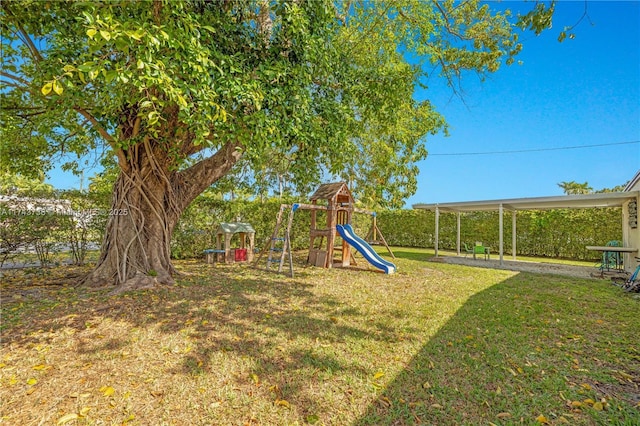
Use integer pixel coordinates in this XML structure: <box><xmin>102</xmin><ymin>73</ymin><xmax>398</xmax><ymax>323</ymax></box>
<box><xmin>1</xmin><ymin>0</ymin><xmax>555</xmax><ymax>288</ymax></box>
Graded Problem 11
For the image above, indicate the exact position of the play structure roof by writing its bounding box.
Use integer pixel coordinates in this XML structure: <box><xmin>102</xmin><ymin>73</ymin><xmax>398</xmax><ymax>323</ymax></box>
<box><xmin>310</xmin><ymin>182</ymin><xmax>352</xmax><ymax>202</ymax></box>
<box><xmin>216</xmin><ymin>222</ymin><xmax>255</xmax><ymax>235</ymax></box>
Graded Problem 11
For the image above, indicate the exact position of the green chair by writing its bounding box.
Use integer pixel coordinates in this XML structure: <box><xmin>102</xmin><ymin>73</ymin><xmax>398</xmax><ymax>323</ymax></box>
<box><xmin>474</xmin><ymin>242</ymin><xmax>489</xmax><ymax>260</ymax></box>
<box><xmin>463</xmin><ymin>243</ymin><xmax>474</xmax><ymax>257</ymax></box>
<box><xmin>601</xmin><ymin>240</ymin><xmax>622</xmax><ymax>271</ymax></box>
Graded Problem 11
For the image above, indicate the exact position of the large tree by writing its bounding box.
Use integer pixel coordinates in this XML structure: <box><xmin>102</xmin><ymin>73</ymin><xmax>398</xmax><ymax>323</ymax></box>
<box><xmin>1</xmin><ymin>0</ymin><xmax>554</xmax><ymax>290</ymax></box>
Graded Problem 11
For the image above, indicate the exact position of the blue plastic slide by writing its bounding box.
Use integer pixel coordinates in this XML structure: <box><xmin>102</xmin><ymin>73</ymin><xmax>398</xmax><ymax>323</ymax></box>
<box><xmin>336</xmin><ymin>224</ymin><xmax>396</xmax><ymax>274</ymax></box>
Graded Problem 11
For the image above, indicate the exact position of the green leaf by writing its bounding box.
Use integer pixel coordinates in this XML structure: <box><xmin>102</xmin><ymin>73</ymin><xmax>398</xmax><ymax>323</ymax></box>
<box><xmin>77</xmin><ymin>63</ymin><xmax>94</xmax><ymax>73</ymax></box>
<box><xmin>105</xmin><ymin>70</ymin><xmax>118</xmax><ymax>83</ymax></box>
<box><xmin>137</xmin><ymin>59</ymin><xmax>145</xmax><ymax>69</ymax></box>
<box><xmin>99</xmin><ymin>30</ymin><xmax>111</xmax><ymax>41</ymax></box>
<box><xmin>86</xmin><ymin>28</ymin><xmax>97</xmax><ymax>39</ymax></box>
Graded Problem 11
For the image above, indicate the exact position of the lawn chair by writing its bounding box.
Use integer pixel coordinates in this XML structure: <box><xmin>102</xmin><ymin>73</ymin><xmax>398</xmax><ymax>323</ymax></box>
<box><xmin>474</xmin><ymin>242</ymin><xmax>489</xmax><ymax>260</ymax></box>
<box><xmin>600</xmin><ymin>240</ymin><xmax>622</xmax><ymax>271</ymax></box>
<box><xmin>463</xmin><ymin>243</ymin><xmax>474</xmax><ymax>257</ymax></box>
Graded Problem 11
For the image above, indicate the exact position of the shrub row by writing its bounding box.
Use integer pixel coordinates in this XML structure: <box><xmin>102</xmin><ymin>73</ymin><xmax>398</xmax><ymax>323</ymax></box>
<box><xmin>375</xmin><ymin>208</ymin><xmax>622</xmax><ymax>261</ymax></box>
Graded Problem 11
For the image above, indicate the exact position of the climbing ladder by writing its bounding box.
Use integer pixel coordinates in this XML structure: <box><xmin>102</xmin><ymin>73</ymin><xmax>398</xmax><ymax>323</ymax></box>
<box><xmin>255</xmin><ymin>204</ymin><xmax>297</xmax><ymax>277</ymax></box>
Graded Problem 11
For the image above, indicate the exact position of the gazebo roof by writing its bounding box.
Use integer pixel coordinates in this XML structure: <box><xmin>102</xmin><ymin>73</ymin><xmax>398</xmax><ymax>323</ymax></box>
<box><xmin>216</xmin><ymin>222</ymin><xmax>255</xmax><ymax>235</ymax></box>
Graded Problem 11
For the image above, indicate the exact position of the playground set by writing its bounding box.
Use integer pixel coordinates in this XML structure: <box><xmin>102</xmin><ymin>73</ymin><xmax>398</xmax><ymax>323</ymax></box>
<box><xmin>255</xmin><ymin>182</ymin><xmax>396</xmax><ymax>277</ymax></box>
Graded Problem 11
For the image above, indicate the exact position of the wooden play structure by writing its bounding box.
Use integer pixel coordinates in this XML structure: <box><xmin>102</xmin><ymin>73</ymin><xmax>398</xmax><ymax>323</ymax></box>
<box><xmin>204</xmin><ymin>222</ymin><xmax>255</xmax><ymax>264</ymax></box>
<box><xmin>308</xmin><ymin>182</ymin><xmax>355</xmax><ymax>268</ymax></box>
<box><xmin>255</xmin><ymin>182</ymin><xmax>394</xmax><ymax>276</ymax></box>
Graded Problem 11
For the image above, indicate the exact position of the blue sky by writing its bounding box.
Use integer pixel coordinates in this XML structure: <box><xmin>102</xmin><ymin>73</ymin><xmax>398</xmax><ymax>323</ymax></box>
<box><xmin>46</xmin><ymin>1</ymin><xmax>640</xmax><ymax>204</ymax></box>
<box><xmin>407</xmin><ymin>0</ymin><xmax>640</xmax><ymax>206</ymax></box>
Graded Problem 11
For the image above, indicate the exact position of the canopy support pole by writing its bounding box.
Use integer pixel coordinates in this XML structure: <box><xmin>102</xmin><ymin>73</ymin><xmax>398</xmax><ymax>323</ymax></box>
<box><xmin>434</xmin><ymin>206</ymin><xmax>439</xmax><ymax>257</ymax></box>
<box><xmin>512</xmin><ymin>210</ymin><xmax>517</xmax><ymax>260</ymax></box>
<box><xmin>499</xmin><ymin>204</ymin><xmax>504</xmax><ymax>265</ymax></box>
<box><xmin>456</xmin><ymin>212</ymin><xmax>461</xmax><ymax>255</ymax></box>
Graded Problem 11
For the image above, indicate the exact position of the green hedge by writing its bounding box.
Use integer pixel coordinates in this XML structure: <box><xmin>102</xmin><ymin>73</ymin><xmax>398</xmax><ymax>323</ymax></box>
<box><xmin>376</xmin><ymin>208</ymin><xmax>622</xmax><ymax>261</ymax></box>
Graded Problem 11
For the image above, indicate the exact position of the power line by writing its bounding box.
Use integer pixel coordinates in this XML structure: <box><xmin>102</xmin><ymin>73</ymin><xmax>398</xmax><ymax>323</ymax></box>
<box><xmin>429</xmin><ymin>140</ymin><xmax>640</xmax><ymax>157</ymax></box>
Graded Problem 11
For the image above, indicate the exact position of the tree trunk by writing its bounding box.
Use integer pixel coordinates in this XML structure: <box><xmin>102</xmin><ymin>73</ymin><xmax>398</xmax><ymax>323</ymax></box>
<box><xmin>82</xmin><ymin>164</ymin><xmax>180</xmax><ymax>293</ymax></box>
<box><xmin>81</xmin><ymin>138</ymin><xmax>242</xmax><ymax>294</ymax></box>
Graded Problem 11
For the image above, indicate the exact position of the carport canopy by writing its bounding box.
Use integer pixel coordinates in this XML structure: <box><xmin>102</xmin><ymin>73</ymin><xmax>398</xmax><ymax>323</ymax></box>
<box><xmin>412</xmin><ymin>191</ymin><xmax>640</xmax><ymax>265</ymax></box>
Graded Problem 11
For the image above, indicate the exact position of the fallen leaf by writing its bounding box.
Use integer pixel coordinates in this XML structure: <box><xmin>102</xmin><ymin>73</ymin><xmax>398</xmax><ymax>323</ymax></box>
<box><xmin>32</xmin><ymin>364</ymin><xmax>51</xmax><ymax>371</ymax></box>
<box><xmin>251</xmin><ymin>374</ymin><xmax>260</xmax><ymax>386</ymax></box>
<box><xmin>379</xmin><ymin>396</ymin><xmax>392</xmax><ymax>407</ymax></box>
<box><xmin>570</xmin><ymin>400</ymin><xmax>582</xmax><ymax>408</ymax></box>
<box><xmin>496</xmin><ymin>412</ymin><xmax>511</xmax><ymax>419</ymax></box>
<box><xmin>79</xmin><ymin>406</ymin><xmax>91</xmax><ymax>417</ymax></box>
<box><xmin>373</xmin><ymin>371</ymin><xmax>385</xmax><ymax>380</ymax></box>
<box><xmin>422</xmin><ymin>381</ymin><xmax>431</xmax><ymax>389</ymax></box>
<box><xmin>275</xmin><ymin>399</ymin><xmax>290</xmax><ymax>408</ymax></box>
<box><xmin>26</xmin><ymin>378</ymin><xmax>37</xmax><ymax>386</ymax></box>
<box><xmin>431</xmin><ymin>403</ymin><xmax>443</xmax><ymax>409</ymax></box>
<box><xmin>57</xmin><ymin>413</ymin><xmax>79</xmax><ymax>425</ymax></box>
<box><xmin>536</xmin><ymin>414</ymin><xmax>550</xmax><ymax>424</ymax></box>
<box><xmin>592</xmin><ymin>401</ymin><xmax>604</xmax><ymax>411</ymax></box>
<box><xmin>100</xmin><ymin>385</ymin><xmax>115</xmax><ymax>397</ymax></box>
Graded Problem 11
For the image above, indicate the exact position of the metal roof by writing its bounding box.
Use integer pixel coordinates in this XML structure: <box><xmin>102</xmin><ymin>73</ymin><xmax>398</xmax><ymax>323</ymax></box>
<box><xmin>412</xmin><ymin>191</ymin><xmax>639</xmax><ymax>213</ymax></box>
<box><xmin>216</xmin><ymin>222</ymin><xmax>255</xmax><ymax>234</ymax></box>
<box><xmin>624</xmin><ymin>169</ymin><xmax>640</xmax><ymax>191</ymax></box>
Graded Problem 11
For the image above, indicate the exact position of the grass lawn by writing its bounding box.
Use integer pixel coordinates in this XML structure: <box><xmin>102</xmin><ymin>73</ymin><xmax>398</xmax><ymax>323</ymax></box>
<box><xmin>1</xmin><ymin>248</ymin><xmax>638</xmax><ymax>425</ymax></box>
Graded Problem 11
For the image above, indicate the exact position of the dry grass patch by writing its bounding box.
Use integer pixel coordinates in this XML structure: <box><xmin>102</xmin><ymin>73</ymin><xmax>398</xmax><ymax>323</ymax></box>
<box><xmin>1</xmin><ymin>249</ymin><xmax>639</xmax><ymax>425</ymax></box>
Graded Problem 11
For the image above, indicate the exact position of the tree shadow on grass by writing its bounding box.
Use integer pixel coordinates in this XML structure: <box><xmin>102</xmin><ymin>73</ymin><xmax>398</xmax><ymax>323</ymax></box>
<box><xmin>1</xmin><ymin>260</ymin><xmax>407</xmax><ymax>423</ymax></box>
<box><xmin>352</xmin><ymin>272</ymin><xmax>640</xmax><ymax>425</ymax></box>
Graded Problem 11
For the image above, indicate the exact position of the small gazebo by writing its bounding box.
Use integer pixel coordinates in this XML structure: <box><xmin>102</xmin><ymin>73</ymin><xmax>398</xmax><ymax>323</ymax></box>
<box><xmin>215</xmin><ymin>222</ymin><xmax>255</xmax><ymax>264</ymax></box>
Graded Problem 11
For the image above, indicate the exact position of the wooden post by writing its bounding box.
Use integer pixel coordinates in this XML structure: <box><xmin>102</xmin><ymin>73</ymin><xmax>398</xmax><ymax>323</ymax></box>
<box><xmin>341</xmin><ymin>239</ymin><xmax>350</xmax><ymax>266</ymax></box>
<box><xmin>308</xmin><ymin>200</ymin><xmax>318</xmax><ymax>256</ymax></box>
<box><xmin>372</xmin><ymin>215</ymin><xmax>377</xmax><ymax>242</ymax></box>
<box><xmin>326</xmin><ymin>204</ymin><xmax>335</xmax><ymax>268</ymax></box>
